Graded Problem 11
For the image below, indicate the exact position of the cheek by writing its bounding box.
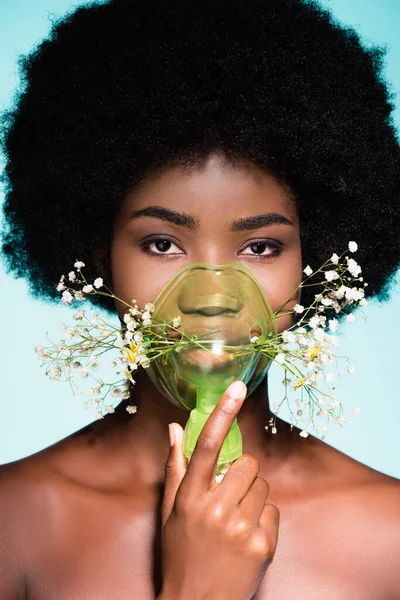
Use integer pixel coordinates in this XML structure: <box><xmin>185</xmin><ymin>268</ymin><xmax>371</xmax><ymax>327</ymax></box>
<box><xmin>110</xmin><ymin>234</ymin><xmax>181</xmax><ymax>317</ymax></box>
<box><xmin>254</xmin><ymin>254</ymin><xmax>302</xmax><ymax>333</ymax></box>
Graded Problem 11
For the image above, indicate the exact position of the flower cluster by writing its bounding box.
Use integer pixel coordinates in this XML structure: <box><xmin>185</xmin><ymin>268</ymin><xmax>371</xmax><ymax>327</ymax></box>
<box><xmin>254</xmin><ymin>241</ymin><xmax>367</xmax><ymax>439</ymax></box>
<box><xmin>35</xmin><ymin>242</ymin><xmax>367</xmax><ymax>439</ymax></box>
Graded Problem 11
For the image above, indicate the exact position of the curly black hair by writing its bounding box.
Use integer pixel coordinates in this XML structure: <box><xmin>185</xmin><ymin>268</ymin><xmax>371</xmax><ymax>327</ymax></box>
<box><xmin>1</xmin><ymin>0</ymin><xmax>400</xmax><ymax>314</ymax></box>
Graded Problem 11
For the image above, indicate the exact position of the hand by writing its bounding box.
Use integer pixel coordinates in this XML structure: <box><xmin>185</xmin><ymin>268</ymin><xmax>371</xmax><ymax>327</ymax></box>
<box><xmin>159</xmin><ymin>380</ymin><xmax>280</xmax><ymax>600</ymax></box>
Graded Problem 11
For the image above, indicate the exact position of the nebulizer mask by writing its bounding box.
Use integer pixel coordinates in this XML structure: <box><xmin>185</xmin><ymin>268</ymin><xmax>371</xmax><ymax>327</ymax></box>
<box><xmin>146</xmin><ymin>263</ymin><xmax>276</xmax><ymax>474</ymax></box>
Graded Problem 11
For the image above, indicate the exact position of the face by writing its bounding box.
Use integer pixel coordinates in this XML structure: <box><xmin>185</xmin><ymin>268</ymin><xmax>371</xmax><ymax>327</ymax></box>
<box><xmin>110</xmin><ymin>153</ymin><xmax>302</xmax><ymax>333</ymax></box>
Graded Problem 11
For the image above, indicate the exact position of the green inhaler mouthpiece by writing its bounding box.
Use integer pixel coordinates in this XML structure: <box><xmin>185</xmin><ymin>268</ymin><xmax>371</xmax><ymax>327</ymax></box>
<box><xmin>146</xmin><ymin>263</ymin><xmax>277</xmax><ymax>473</ymax></box>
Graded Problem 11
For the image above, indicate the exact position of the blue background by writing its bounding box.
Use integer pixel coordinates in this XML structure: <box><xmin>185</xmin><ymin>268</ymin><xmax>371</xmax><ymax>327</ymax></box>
<box><xmin>0</xmin><ymin>0</ymin><xmax>399</xmax><ymax>476</ymax></box>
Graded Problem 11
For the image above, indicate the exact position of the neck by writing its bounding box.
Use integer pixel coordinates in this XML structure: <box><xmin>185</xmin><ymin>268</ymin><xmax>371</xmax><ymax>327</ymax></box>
<box><xmin>111</xmin><ymin>369</ymin><xmax>323</xmax><ymax>488</ymax></box>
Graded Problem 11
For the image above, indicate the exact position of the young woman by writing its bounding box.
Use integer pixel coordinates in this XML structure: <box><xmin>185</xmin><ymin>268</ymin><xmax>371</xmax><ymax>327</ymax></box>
<box><xmin>1</xmin><ymin>0</ymin><xmax>399</xmax><ymax>598</ymax></box>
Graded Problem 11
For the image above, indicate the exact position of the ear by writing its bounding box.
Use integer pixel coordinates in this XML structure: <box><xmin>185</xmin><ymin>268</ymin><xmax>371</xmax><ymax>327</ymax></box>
<box><xmin>92</xmin><ymin>244</ymin><xmax>113</xmax><ymax>288</ymax></box>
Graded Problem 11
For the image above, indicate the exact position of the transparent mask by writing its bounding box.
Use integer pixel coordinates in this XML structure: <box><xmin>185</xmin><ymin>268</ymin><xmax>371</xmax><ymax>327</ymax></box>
<box><xmin>146</xmin><ymin>263</ymin><xmax>277</xmax><ymax>473</ymax></box>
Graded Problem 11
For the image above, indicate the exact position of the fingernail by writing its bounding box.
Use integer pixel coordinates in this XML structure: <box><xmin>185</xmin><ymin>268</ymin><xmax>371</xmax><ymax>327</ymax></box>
<box><xmin>227</xmin><ymin>380</ymin><xmax>247</xmax><ymax>400</ymax></box>
<box><xmin>168</xmin><ymin>423</ymin><xmax>175</xmax><ymax>447</ymax></box>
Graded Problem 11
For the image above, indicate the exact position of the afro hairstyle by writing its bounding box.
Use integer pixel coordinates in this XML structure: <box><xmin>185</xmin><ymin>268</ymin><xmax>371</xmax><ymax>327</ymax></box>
<box><xmin>1</xmin><ymin>0</ymin><xmax>400</xmax><ymax>314</ymax></box>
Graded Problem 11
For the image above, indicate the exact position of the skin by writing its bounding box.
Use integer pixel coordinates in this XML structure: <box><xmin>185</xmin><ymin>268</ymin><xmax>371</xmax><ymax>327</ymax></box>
<box><xmin>1</xmin><ymin>153</ymin><xmax>400</xmax><ymax>600</ymax></box>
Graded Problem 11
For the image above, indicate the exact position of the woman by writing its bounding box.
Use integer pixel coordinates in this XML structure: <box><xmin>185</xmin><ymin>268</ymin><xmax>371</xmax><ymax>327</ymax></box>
<box><xmin>1</xmin><ymin>0</ymin><xmax>399</xmax><ymax>598</ymax></box>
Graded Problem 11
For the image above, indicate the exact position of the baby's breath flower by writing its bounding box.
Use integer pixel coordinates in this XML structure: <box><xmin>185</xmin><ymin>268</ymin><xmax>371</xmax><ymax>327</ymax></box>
<box><xmin>74</xmin><ymin>261</ymin><xmax>85</xmax><ymax>269</ymax></box>
<box><xmin>73</xmin><ymin>310</ymin><xmax>85</xmax><ymax>321</ymax></box>
<box><xmin>330</xmin><ymin>253</ymin><xmax>339</xmax><ymax>264</ymax></box>
<box><xmin>325</xmin><ymin>270</ymin><xmax>339</xmax><ymax>282</ymax></box>
<box><xmin>126</xmin><ymin>405</ymin><xmax>138</xmax><ymax>415</ymax></box>
<box><xmin>172</xmin><ymin>316</ymin><xmax>181</xmax><ymax>328</ymax></box>
<box><xmin>293</xmin><ymin>304</ymin><xmax>304</xmax><ymax>314</ymax></box>
<box><xmin>328</xmin><ymin>318</ymin><xmax>339</xmax><ymax>333</ymax></box>
<box><xmin>94</xmin><ymin>277</ymin><xmax>103</xmax><ymax>289</ymax></box>
<box><xmin>62</xmin><ymin>291</ymin><xmax>73</xmax><ymax>305</ymax></box>
<box><xmin>68</xmin><ymin>271</ymin><xmax>76</xmax><ymax>282</ymax></box>
<box><xmin>346</xmin><ymin>313</ymin><xmax>355</xmax><ymax>323</ymax></box>
<box><xmin>83</xmin><ymin>284</ymin><xmax>94</xmax><ymax>294</ymax></box>
<box><xmin>303</xmin><ymin>265</ymin><xmax>313</xmax><ymax>277</ymax></box>
<box><xmin>299</xmin><ymin>430</ymin><xmax>309</xmax><ymax>438</ymax></box>
<box><xmin>352</xmin><ymin>406</ymin><xmax>361</xmax><ymax>414</ymax></box>
<box><xmin>347</xmin><ymin>366</ymin><xmax>358</xmax><ymax>374</ymax></box>
<box><xmin>348</xmin><ymin>241</ymin><xmax>358</xmax><ymax>253</ymax></box>
<box><xmin>105</xmin><ymin>405</ymin><xmax>115</xmax><ymax>414</ymax></box>
<box><xmin>57</xmin><ymin>281</ymin><xmax>66</xmax><ymax>292</ymax></box>
<box><xmin>34</xmin><ymin>345</ymin><xmax>45</xmax><ymax>359</ymax></box>
<box><xmin>347</xmin><ymin>258</ymin><xmax>361</xmax><ymax>277</ymax></box>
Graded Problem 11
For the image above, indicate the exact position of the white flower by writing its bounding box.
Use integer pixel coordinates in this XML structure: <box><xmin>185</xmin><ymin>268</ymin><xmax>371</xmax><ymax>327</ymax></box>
<box><xmin>335</xmin><ymin>285</ymin><xmax>347</xmax><ymax>300</ymax></box>
<box><xmin>348</xmin><ymin>241</ymin><xmax>358</xmax><ymax>253</ymax></box>
<box><xmin>328</xmin><ymin>318</ymin><xmax>339</xmax><ymax>333</ymax></box>
<box><xmin>359</xmin><ymin>298</ymin><xmax>368</xmax><ymax>307</ymax></box>
<box><xmin>62</xmin><ymin>290</ymin><xmax>73</xmax><ymax>304</ymax></box>
<box><xmin>299</xmin><ymin>430</ymin><xmax>309</xmax><ymax>438</ymax></box>
<box><xmin>56</xmin><ymin>281</ymin><xmax>66</xmax><ymax>292</ymax></box>
<box><xmin>73</xmin><ymin>310</ymin><xmax>85</xmax><ymax>321</ymax></box>
<box><xmin>346</xmin><ymin>313</ymin><xmax>355</xmax><ymax>323</ymax></box>
<box><xmin>34</xmin><ymin>345</ymin><xmax>44</xmax><ymax>359</ymax></box>
<box><xmin>96</xmin><ymin>412</ymin><xmax>104</xmax><ymax>420</ymax></box>
<box><xmin>74</xmin><ymin>261</ymin><xmax>85</xmax><ymax>269</ymax></box>
<box><xmin>94</xmin><ymin>277</ymin><xmax>103</xmax><ymax>289</ymax></box>
<box><xmin>271</xmin><ymin>427</ymin><xmax>277</xmax><ymax>434</ymax></box>
<box><xmin>275</xmin><ymin>353</ymin><xmax>286</xmax><ymax>365</ymax></box>
<box><xmin>282</xmin><ymin>330</ymin><xmax>296</xmax><ymax>344</ymax></box>
<box><xmin>126</xmin><ymin>405</ymin><xmax>138</xmax><ymax>414</ymax></box>
<box><xmin>309</xmin><ymin>314</ymin><xmax>325</xmax><ymax>330</ymax></box>
<box><xmin>295</xmin><ymin>327</ymin><xmax>307</xmax><ymax>334</ymax></box>
<box><xmin>144</xmin><ymin>303</ymin><xmax>155</xmax><ymax>313</ymax></box>
<box><xmin>303</xmin><ymin>265</ymin><xmax>313</xmax><ymax>277</ymax></box>
<box><xmin>321</xmin><ymin>297</ymin><xmax>333</xmax><ymax>306</ymax></box>
<box><xmin>251</xmin><ymin>335</ymin><xmax>260</xmax><ymax>343</ymax></box>
<box><xmin>105</xmin><ymin>405</ymin><xmax>115</xmax><ymax>414</ymax></box>
<box><xmin>172</xmin><ymin>316</ymin><xmax>181</xmax><ymax>328</ymax></box>
<box><xmin>325</xmin><ymin>270</ymin><xmax>339</xmax><ymax>282</ymax></box>
<box><xmin>83</xmin><ymin>284</ymin><xmax>93</xmax><ymax>294</ymax></box>
<box><xmin>352</xmin><ymin>406</ymin><xmax>361</xmax><ymax>414</ymax></box>
<box><xmin>68</xmin><ymin>271</ymin><xmax>76</xmax><ymax>282</ymax></box>
<box><xmin>347</xmin><ymin>366</ymin><xmax>358</xmax><ymax>375</ymax></box>
<box><xmin>347</xmin><ymin>258</ymin><xmax>362</xmax><ymax>277</ymax></box>
<box><xmin>330</xmin><ymin>253</ymin><xmax>339</xmax><ymax>264</ymax></box>
<box><xmin>293</xmin><ymin>304</ymin><xmax>304</xmax><ymax>314</ymax></box>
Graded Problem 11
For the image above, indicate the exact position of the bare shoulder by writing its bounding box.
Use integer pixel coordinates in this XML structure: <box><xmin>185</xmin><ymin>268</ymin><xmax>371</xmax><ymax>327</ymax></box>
<box><xmin>0</xmin><ymin>451</ymin><xmax>63</xmax><ymax>598</ymax></box>
<box><xmin>330</xmin><ymin>452</ymin><xmax>400</xmax><ymax>595</ymax></box>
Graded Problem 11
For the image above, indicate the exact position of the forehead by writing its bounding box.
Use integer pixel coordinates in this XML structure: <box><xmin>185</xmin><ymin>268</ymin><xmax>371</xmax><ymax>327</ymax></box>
<box><xmin>120</xmin><ymin>154</ymin><xmax>298</xmax><ymax>227</ymax></box>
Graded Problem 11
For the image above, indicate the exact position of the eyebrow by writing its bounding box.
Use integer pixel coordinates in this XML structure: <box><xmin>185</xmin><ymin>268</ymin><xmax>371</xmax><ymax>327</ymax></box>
<box><xmin>230</xmin><ymin>213</ymin><xmax>294</xmax><ymax>231</ymax></box>
<box><xmin>130</xmin><ymin>205</ymin><xmax>294</xmax><ymax>231</ymax></box>
<box><xmin>130</xmin><ymin>206</ymin><xmax>199</xmax><ymax>230</ymax></box>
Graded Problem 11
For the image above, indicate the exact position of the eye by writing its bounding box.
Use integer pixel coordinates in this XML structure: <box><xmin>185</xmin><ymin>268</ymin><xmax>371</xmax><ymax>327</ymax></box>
<box><xmin>140</xmin><ymin>236</ymin><xmax>184</xmax><ymax>256</ymax></box>
<box><xmin>239</xmin><ymin>240</ymin><xmax>282</xmax><ymax>259</ymax></box>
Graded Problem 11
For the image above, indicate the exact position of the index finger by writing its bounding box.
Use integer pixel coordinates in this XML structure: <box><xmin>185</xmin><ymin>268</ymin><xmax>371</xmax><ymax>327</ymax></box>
<box><xmin>182</xmin><ymin>380</ymin><xmax>247</xmax><ymax>494</ymax></box>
